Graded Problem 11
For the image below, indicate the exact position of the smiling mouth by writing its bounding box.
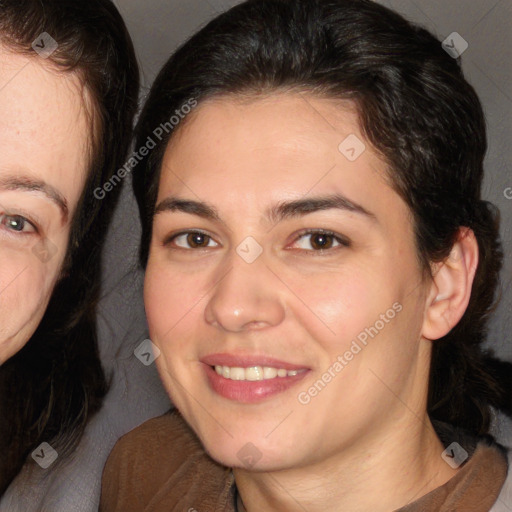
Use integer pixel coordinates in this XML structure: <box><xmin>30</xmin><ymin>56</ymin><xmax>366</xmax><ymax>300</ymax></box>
<box><xmin>203</xmin><ymin>359</ymin><xmax>310</xmax><ymax>402</ymax></box>
<box><xmin>213</xmin><ymin>365</ymin><xmax>308</xmax><ymax>381</ymax></box>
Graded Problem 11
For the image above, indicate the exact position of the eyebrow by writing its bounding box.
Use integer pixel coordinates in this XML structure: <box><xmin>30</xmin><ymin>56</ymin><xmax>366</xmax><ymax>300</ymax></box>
<box><xmin>154</xmin><ymin>194</ymin><xmax>376</xmax><ymax>225</ymax></box>
<box><xmin>0</xmin><ymin>175</ymin><xmax>69</xmax><ymax>222</ymax></box>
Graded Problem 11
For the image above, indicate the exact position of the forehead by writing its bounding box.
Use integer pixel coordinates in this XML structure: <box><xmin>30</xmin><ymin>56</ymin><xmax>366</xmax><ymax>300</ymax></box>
<box><xmin>167</xmin><ymin>92</ymin><xmax>362</xmax><ymax>162</ymax></box>
<box><xmin>158</xmin><ymin>93</ymin><xmax>395</xmax><ymax>210</ymax></box>
<box><xmin>0</xmin><ymin>47</ymin><xmax>91</xmax><ymax>205</ymax></box>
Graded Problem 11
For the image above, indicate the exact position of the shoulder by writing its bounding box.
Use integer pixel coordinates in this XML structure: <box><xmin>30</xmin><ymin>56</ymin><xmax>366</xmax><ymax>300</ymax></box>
<box><xmin>108</xmin><ymin>409</ymin><xmax>200</xmax><ymax>461</ymax></box>
<box><xmin>490</xmin><ymin>448</ymin><xmax>512</xmax><ymax>511</ymax></box>
<box><xmin>100</xmin><ymin>410</ymin><xmax>233</xmax><ymax>512</ymax></box>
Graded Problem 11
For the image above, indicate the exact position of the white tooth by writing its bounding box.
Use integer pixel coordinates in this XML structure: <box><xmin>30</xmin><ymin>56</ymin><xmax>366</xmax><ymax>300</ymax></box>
<box><xmin>263</xmin><ymin>367</ymin><xmax>278</xmax><ymax>379</ymax></box>
<box><xmin>230</xmin><ymin>367</ymin><xmax>246</xmax><ymax>380</ymax></box>
<box><xmin>217</xmin><ymin>365</ymin><xmax>302</xmax><ymax>380</ymax></box>
<box><xmin>246</xmin><ymin>366</ymin><xmax>263</xmax><ymax>381</ymax></box>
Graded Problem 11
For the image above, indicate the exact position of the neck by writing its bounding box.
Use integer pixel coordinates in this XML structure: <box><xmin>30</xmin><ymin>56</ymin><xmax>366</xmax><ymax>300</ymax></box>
<box><xmin>234</xmin><ymin>414</ymin><xmax>458</xmax><ymax>512</ymax></box>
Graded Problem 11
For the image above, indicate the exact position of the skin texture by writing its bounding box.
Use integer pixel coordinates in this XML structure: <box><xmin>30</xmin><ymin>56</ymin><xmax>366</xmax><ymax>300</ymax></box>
<box><xmin>145</xmin><ymin>92</ymin><xmax>478</xmax><ymax>512</ymax></box>
<box><xmin>0</xmin><ymin>48</ymin><xmax>89</xmax><ymax>364</ymax></box>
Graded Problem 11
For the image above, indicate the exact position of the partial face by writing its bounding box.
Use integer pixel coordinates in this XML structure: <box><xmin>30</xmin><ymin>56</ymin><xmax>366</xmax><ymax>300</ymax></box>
<box><xmin>145</xmin><ymin>93</ymin><xmax>433</xmax><ymax>471</ymax></box>
<box><xmin>0</xmin><ymin>48</ymin><xmax>90</xmax><ymax>363</ymax></box>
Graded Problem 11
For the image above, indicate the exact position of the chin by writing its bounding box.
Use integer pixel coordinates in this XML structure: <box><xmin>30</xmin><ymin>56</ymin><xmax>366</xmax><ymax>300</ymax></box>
<box><xmin>204</xmin><ymin>445</ymin><xmax>284</xmax><ymax>472</ymax></box>
<box><xmin>198</xmin><ymin>428</ymin><xmax>297</xmax><ymax>472</ymax></box>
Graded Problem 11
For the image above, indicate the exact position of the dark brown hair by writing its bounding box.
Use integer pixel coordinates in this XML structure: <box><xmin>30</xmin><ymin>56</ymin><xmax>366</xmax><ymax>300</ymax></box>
<box><xmin>132</xmin><ymin>0</ymin><xmax>511</xmax><ymax>437</ymax></box>
<box><xmin>0</xmin><ymin>0</ymin><xmax>139</xmax><ymax>493</ymax></box>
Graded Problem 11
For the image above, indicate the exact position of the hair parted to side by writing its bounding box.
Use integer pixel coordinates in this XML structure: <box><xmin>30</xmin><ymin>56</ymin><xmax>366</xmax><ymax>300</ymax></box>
<box><xmin>132</xmin><ymin>0</ymin><xmax>511</xmax><ymax>437</ymax></box>
<box><xmin>0</xmin><ymin>0</ymin><xmax>139</xmax><ymax>493</ymax></box>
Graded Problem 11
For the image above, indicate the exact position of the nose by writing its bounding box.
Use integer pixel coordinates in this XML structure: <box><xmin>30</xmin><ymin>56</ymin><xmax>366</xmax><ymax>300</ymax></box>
<box><xmin>204</xmin><ymin>250</ymin><xmax>286</xmax><ymax>332</ymax></box>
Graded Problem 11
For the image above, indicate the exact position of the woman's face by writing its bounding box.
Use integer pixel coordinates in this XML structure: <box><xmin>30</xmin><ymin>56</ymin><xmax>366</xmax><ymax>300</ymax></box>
<box><xmin>145</xmin><ymin>92</ymin><xmax>434</xmax><ymax>471</ymax></box>
<box><xmin>0</xmin><ymin>48</ymin><xmax>90</xmax><ymax>363</ymax></box>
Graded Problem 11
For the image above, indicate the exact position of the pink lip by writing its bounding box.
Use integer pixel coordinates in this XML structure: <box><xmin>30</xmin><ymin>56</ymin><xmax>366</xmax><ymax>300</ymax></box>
<box><xmin>200</xmin><ymin>353</ymin><xmax>310</xmax><ymax>404</ymax></box>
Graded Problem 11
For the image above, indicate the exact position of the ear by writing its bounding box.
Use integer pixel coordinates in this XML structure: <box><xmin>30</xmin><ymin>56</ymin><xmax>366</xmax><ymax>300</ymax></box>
<box><xmin>422</xmin><ymin>227</ymin><xmax>479</xmax><ymax>341</ymax></box>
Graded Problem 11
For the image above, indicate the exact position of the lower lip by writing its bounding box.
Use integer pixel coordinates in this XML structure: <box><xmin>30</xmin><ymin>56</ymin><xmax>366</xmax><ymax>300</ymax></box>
<box><xmin>203</xmin><ymin>364</ymin><xmax>309</xmax><ymax>403</ymax></box>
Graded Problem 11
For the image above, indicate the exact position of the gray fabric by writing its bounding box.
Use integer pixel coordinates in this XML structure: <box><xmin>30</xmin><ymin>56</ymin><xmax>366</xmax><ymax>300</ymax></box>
<box><xmin>1</xmin><ymin>1</ymin><xmax>510</xmax><ymax>511</ymax></box>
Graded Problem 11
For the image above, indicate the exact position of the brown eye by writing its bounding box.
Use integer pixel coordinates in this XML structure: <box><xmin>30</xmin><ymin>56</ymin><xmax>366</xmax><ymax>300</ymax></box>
<box><xmin>310</xmin><ymin>233</ymin><xmax>334</xmax><ymax>250</ymax></box>
<box><xmin>187</xmin><ymin>232</ymin><xmax>210</xmax><ymax>248</ymax></box>
<box><xmin>293</xmin><ymin>230</ymin><xmax>348</xmax><ymax>251</ymax></box>
<box><xmin>168</xmin><ymin>231</ymin><xmax>218</xmax><ymax>249</ymax></box>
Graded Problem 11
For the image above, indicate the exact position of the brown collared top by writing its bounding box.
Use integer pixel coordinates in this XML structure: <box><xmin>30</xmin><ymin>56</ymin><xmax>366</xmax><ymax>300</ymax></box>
<box><xmin>100</xmin><ymin>410</ymin><xmax>508</xmax><ymax>512</ymax></box>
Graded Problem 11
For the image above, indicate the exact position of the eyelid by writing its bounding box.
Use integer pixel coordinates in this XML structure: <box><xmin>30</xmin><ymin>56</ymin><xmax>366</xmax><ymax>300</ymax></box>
<box><xmin>0</xmin><ymin>211</ymin><xmax>40</xmax><ymax>234</ymax></box>
<box><xmin>163</xmin><ymin>229</ymin><xmax>220</xmax><ymax>248</ymax></box>
<box><xmin>289</xmin><ymin>229</ymin><xmax>351</xmax><ymax>250</ymax></box>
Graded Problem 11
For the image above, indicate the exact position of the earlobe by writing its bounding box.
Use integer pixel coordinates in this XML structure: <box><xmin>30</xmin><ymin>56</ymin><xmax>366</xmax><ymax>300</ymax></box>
<box><xmin>422</xmin><ymin>228</ymin><xmax>479</xmax><ymax>341</ymax></box>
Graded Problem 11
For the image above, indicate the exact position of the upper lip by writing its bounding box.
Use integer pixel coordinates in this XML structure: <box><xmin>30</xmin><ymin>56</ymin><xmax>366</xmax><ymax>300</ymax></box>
<box><xmin>201</xmin><ymin>353</ymin><xmax>309</xmax><ymax>371</ymax></box>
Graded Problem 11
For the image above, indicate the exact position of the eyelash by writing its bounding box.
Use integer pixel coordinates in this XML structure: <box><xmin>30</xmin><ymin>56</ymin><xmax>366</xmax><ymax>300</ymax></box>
<box><xmin>292</xmin><ymin>229</ymin><xmax>351</xmax><ymax>252</ymax></box>
<box><xmin>164</xmin><ymin>229</ymin><xmax>350</xmax><ymax>252</ymax></box>
<box><xmin>0</xmin><ymin>213</ymin><xmax>39</xmax><ymax>236</ymax></box>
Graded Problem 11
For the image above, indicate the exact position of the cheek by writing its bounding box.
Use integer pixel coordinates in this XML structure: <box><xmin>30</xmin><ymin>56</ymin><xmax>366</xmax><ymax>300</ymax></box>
<box><xmin>283</xmin><ymin>264</ymin><xmax>386</xmax><ymax>355</ymax></box>
<box><xmin>0</xmin><ymin>253</ymin><xmax>56</xmax><ymax>344</ymax></box>
<box><xmin>144</xmin><ymin>259</ymin><xmax>209</xmax><ymax>346</ymax></box>
<box><xmin>144</xmin><ymin>263</ymin><xmax>197</xmax><ymax>402</ymax></box>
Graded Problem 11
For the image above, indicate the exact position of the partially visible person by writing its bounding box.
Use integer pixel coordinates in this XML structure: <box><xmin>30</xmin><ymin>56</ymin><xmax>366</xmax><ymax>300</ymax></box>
<box><xmin>0</xmin><ymin>0</ymin><xmax>139</xmax><ymax>499</ymax></box>
<box><xmin>101</xmin><ymin>0</ymin><xmax>511</xmax><ymax>511</ymax></box>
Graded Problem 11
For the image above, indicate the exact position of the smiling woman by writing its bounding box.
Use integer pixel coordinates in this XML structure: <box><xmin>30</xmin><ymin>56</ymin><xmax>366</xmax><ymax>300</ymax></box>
<box><xmin>0</xmin><ymin>0</ymin><xmax>139</xmax><ymax>499</ymax></box>
<box><xmin>101</xmin><ymin>1</ymin><xmax>511</xmax><ymax>511</ymax></box>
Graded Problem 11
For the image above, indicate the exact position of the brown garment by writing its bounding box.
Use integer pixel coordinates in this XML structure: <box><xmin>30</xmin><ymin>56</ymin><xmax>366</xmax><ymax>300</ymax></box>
<box><xmin>100</xmin><ymin>410</ymin><xmax>508</xmax><ymax>512</ymax></box>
